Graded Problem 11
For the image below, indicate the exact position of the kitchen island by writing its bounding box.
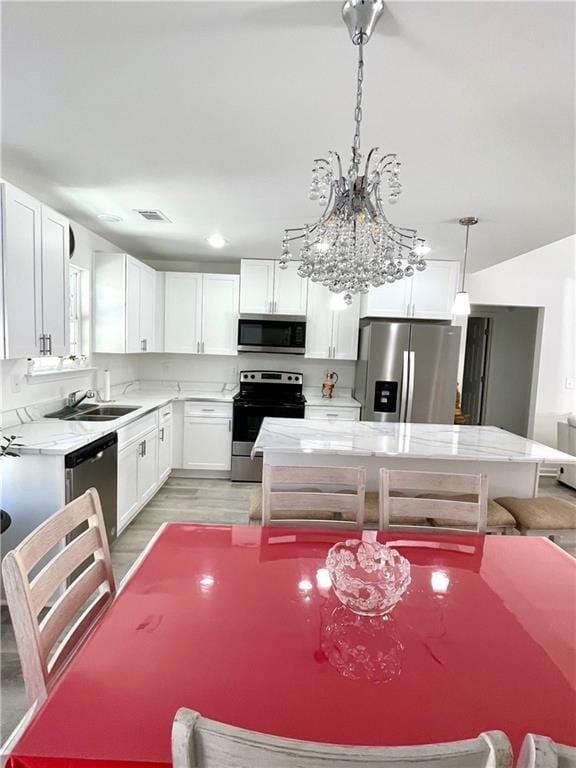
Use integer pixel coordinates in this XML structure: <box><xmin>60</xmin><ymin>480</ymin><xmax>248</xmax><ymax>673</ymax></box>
<box><xmin>252</xmin><ymin>418</ymin><xmax>576</xmax><ymax>497</ymax></box>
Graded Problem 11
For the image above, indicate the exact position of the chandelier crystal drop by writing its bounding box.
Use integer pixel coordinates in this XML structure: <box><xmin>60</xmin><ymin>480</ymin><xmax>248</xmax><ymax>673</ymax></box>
<box><xmin>280</xmin><ymin>0</ymin><xmax>429</xmax><ymax>305</ymax></box>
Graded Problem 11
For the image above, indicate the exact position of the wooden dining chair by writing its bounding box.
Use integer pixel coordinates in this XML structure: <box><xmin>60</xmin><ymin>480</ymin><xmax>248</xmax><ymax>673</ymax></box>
<box><xmin>379</xmin><ymin>468</ymin><xmax>488</xmax><ymax>533</ymax></box>
<box><xmin>1</xmin><ymin>488</ymin><xmax>116</xmax><ymax>706</ymax></box>
<box><xmin>172</xmin><ymin>708</ymin><xmax>513</xmax><ymax>768</ymax></box>
<box><xmin>517</xmin><ymin>734</ymin><xmax>576</xmax><ymax>768</ymax></box>
<box><xmin>261</xmin><ymin>464</ymin><xmax>366</xmax><ymax>529</ymax></box>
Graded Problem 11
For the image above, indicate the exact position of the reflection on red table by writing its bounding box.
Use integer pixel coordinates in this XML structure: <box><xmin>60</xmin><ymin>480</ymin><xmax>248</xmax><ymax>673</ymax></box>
<box><xmin>7</xmin><ymin>525</ymin><xmax>576</xmax><ymax>767</ymax></box>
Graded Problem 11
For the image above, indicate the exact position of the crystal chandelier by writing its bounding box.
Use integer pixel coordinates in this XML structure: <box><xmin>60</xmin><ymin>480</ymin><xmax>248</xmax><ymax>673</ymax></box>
<box><xmin>280</xmin><ymin>0</ymin><xmax>430</xmax><ymax>305</ymax></box>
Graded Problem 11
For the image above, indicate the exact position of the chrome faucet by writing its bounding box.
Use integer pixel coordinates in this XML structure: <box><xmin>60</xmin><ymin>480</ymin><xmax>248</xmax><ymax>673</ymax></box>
<box><xmin>66</xmin><ymin>390</ymin><xmax>96</xmax><ymax>408</ymax></box>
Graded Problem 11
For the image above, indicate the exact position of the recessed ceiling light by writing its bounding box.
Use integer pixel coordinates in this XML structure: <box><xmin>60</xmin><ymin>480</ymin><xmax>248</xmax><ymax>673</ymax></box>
<box><xmin>97</xmin><ymin>214</ymin><xmax>123</xmax><ymax>223</ymax></box>
<box><xmin>207</xmin><ymin>233</ymin><xmax>228</xmax><ymax>249</ymax></box>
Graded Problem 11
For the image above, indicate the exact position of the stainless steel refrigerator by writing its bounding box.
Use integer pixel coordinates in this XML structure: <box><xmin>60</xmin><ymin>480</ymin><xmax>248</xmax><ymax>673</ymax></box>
<box><xmin>354</xmin><ymin>322</ymin><xmax>462</xmax><ymax>423</ymax></box>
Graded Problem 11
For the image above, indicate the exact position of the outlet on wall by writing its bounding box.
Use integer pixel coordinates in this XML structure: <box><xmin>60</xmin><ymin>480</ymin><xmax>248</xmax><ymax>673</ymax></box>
<box><xmin>565</xmin><ymin>377</ymin><xmax>575</xmax><ymax>390</ymax></box>
<box><xmin>10</xmin><ymin>374</ymin><xmax>21</xmax><ymax>393</ymax></box>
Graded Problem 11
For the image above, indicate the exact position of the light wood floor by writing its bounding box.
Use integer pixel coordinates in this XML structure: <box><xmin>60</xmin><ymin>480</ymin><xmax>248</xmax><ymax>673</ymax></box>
<box><xmin>2</xmin><ymin>475</ymin><xmax>575</xmax><ymax>744</ymax></box>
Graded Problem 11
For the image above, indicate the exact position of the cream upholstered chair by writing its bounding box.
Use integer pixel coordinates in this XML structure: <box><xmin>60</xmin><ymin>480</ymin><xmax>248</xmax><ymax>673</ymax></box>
<box><xmin>517</xmin><ymin>734</ymin><xmax>576</xmax><ymax>768</ymax></box>
<box><xmin>494</xmin><ymin>497</ymin><xmax>576</xmax><ymax>541</ymax></box>
<box><xmin>379</xmin><ymin>469</ymin><xmax>488</xmax><ymax>533</ymax></box>
<box><xmin>172</xmin><ymin>708</ymin><xmax>513</xmax><ymax>768</ymax></box>
<box><xmin>260</xmin><ymin>464</ymin><xmax>366</xmax><ymax>529</ymax></box>
<box><xmin>2</xmin><ymin>489</ymin><xmax>115</xmax><ymax>705</ymax></box>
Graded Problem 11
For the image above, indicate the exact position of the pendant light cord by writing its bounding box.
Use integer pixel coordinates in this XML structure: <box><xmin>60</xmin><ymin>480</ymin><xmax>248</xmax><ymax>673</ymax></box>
<box><xmin>461</xmin><ymin>224</ymin><xmax>470</xmax><ymax>292</ymax></box>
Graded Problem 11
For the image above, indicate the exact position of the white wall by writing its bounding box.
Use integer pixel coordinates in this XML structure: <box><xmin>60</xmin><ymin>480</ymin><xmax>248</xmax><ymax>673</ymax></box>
<box><xmin>137</xmin><ymin>353</ymin><xmax>357</xmax><ymax>392</ymax></box>
<box><xmin>468</xmin><ymin>235</ymin><xmax>576</xmax><ymax>447</ymax></box>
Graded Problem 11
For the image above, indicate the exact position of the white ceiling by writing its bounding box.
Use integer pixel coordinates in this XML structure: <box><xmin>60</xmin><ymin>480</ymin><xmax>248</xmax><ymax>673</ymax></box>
<box><xmin>2</xmin><ymin>1</ymin><xmax>574</xmax><ymax>271</ymax></box>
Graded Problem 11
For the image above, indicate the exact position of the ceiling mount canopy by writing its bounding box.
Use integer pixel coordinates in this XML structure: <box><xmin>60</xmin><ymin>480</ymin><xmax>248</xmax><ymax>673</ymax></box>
<box><xmin>280</xmin><ymin>0</ymin><xmax>429</xmax><ymax>305</ymax></box>
<box><xmin>342</xmin><ymin>0</ymin><xmax>384</xmax><ymax>45</ymax></box>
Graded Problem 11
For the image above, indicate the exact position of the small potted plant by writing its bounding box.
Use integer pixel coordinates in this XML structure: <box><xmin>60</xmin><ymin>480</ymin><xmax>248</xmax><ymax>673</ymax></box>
<box><xmin>1</xmin><ymin>434</ymin><xmax>23</xmax><ymax>534</ymax></box>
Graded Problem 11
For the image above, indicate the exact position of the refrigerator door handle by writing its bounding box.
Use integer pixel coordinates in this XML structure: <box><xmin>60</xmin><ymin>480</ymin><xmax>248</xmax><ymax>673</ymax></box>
<box><xmin>401</xmin><ymin>351</ymin><xmax>410</xmax><ymax>422</ymax></box>
<box><xmin>406</xmin><ymin>350</ymin><xmax>415</xmax><ymax>422</ymax></box>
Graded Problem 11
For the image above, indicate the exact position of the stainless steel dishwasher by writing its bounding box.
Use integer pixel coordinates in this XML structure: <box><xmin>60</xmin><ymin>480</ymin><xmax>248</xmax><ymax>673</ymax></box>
<box><xmin>65</xmin><ymin>433</ymin><xmax>118</xmax><ymax>544</ymax></box>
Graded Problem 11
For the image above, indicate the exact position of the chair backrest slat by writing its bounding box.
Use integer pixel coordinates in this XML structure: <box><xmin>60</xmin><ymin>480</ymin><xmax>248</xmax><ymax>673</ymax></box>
<box><xmin>39</xmin><ymin>558</ymin><xmax>109</xmax><ymax>657</ymax></box>
<box><xmin>380</xmin><ymin>469</ymin><xmax>488</xmax><ymax>533</ymax></box>
<box><xmin>386</xmin><ymin>470</ymin><xmax>482</xmax><ymax>494</ymax></box>
<box><xmin>270</xmin><ymin>492</ymin><xmax>359</xmax><ymax>514</ymax></box>
<box><xmin>262</xmin><ymin>465</ymin><xmax>366</xmax><ymax>529</ymax></box>
<box><xmin>390</xmin><ymin>497</ymin><xmax>481</xmax><ymax>520</ymax></box>
<box><xmin>268</xmin><ymin>466</ymin><xmax>363</xmax><ymax>486</ymax></box>
<box><xmin>1</xmin><ymin>489</ymin><xmax>115</xmax><ymax>705</ymax></box>
<box><xmin>172</xmin><ymin>708</ymin><xmax>513</xmax><ymax>768</ymax></box>
<box><xmin>18</xmin><ymin>493</ymin><xmax>99</xmax><ymax>573</ymax></box>
<box><xmin>31</xmin><ymin>525</ymin><xmax>103</xmax><ymax>615</ymax></box>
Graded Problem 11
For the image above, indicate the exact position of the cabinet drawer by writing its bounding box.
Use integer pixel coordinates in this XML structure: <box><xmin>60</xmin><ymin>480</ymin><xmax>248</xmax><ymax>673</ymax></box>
<box><xmin>305</xmin><ymin>406</ymin><xmax>360</xmax><ymax>421</ymax></box>
<box><xmin>184</xmin><ymin>401</ymin><xmax>232</xmax><ymax>418</ymax></box>
<box><xmin>159</xmin><ymin>404</ymin><xmax>172</xmax><ymax>422</ymax></box>
<box><xmin>117</xmin><ymin>410</ymin><xmax>159</xmax><ymax>448</ymax></box>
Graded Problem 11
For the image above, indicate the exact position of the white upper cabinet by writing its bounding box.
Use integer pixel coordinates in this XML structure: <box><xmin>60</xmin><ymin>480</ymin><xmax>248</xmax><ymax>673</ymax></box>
<box><xmin>201</xmin><ymin>274</ymin><xmax>239</xmax><ymax>355</ymax></box>
<box><xmin>361</xmin><ymin>278</ymin><xmax>411</xmax><ymax>319</ymax></box>
<box><xmin>273</xmin><ymin>262</ymin><xmax>308</xmax><ymax>315</ymax></box>
<box><xmin>410</xmin><ymin>260</ymin><xmax>460</xmax><ymax>319</ymax></box>
<box><xmin>305</xmin><ymin>281</ymin><xmax>360</xmax><ymax>360</ymax></box>
<box><xmin>163</xmin><ymin>272</ymin><xmax>239</xmax><ymax>355</ymax></box>
<box><xmin>239</xmin><ymin>260</ymin><xmax>274</xmax><ymax>314</ymax></box>
<box><xmin>1</xmin><ymin>183</ymin><xmax>42</xmax><ymax>358</ymax></box>
<box><xmin>93</xmin><ymin>253</ymin><xmax>157</xmax><ymax>353</ymax></box>
<box><xmin>240</xmin><ymin>259</ymin><xmax>308</xmax><ymax>315</ymax></box>
<box><xmin>332</xmin><ymin>293</ymin><xmax>361</xmax><ymax>360</ymax></box>
<box><xmin>360</xmin><ymin>260</ymin><xmax>460</xmax><ymax>320</ymax></box>
<box><xmin>40</xmin><ymin>206</ymin><xmax>69</xmax><ymax>357</ymax></box>
<box><xmin>164</xmin><ymin>273</ymin><xmax>202</xmax><ymax>353</ymax></box>
<box><xmin>1</xmin><ymin>182</ymin><xmax>69</xmax><ymax>359</ymax></box>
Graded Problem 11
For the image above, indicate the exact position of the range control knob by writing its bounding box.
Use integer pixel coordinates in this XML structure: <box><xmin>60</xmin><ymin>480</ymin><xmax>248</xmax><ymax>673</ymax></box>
<box><xmin>250</xmin><ymin>374</ymin><xmax>256</xmax><ymax>379</ymax></box>
<box><xmin>287</xmin><ymin>376</ymin><xmax>292</xmax><ymax>381</ymax></box>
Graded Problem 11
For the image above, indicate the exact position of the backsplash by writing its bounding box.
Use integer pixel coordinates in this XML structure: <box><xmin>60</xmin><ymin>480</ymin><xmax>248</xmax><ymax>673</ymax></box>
<box><xmin>136</xmin><ymin>353</ymin><xmax>357</xmax><ymax>392</ymax></box>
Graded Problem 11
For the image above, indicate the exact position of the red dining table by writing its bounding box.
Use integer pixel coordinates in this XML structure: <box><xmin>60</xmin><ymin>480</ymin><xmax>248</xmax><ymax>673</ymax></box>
<box><xmin>6</xmin><ymin>523</ymin><xmax>576</xmax><ymax>767</ymax></box>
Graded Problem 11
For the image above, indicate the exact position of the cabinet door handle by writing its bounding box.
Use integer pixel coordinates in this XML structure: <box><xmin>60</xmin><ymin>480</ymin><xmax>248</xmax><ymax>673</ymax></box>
<box><xmin>196</xmin><ymin>341</ymin><xmax>200</xmax><ymax>353</ymax></box>
<box><xmin>332</xmin><ymin>345</ymin><xmax>336</xmax><ymax>358</ymax></box>
<box><xmin>202</xmin><ymin>341</ymin><xmax>205</xmax><ymax>353</ymax></box>
<box><xmin>228</xmin><ymin>419</ymin><xmax>231</xmax><ymax>433</ymax></box>
<box><xmin>39</xmin><ymin>334</ymin><xmax>46</xmax><ymax>355</ymax></box>
<box><xmin>141</xmin><ymin>339</ymin><xmax>146</xmax><ymax>352</ymax></box>
<box><xmin>48</xmin><ymin>334</ymin><xmax>52</xmax><ymax>355</ymax></box>
<box><xmin>326</xmin><ymin>413</ymin><xmax>340</xmax><ymax>417</ymax></box>
<box><xmin>201</xmin><ymin>408</ymin><xmax>215</xmax><ymax>412</ymax></box>
<box><xmin>160</xmin><ymin>427</ymin><xmax>165</xmax><ymax>441</ymax></box>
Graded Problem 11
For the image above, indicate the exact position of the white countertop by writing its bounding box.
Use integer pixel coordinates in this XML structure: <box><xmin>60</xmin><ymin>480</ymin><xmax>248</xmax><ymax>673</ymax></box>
<box><xmin>252</xmin><ymin>418</ymin><xmax>576</xmax><ymax>464</ymax></box>
<box><xmin>303</xmin><ymin>389</ymin><xmax>361</xmax><ymax>408</ymax></box>
<box><xmin>2</xmin><ymin>388</ymin><xmax>236</xmax><ymax>456</ymax></box>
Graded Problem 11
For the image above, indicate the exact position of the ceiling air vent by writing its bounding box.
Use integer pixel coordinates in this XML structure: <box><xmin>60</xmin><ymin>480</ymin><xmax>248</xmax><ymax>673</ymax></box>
<box><xmin>134</xmin><ymin>209</ymin><xmax>171</xmax><ymax>223</ymax></box>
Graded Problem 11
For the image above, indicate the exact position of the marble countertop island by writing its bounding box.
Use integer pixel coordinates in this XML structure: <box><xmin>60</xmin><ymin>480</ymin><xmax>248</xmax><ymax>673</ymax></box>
<box><xmin>252</xmin><ymin>418</ymin><xmax>576</xmax><ymax>465</ymax></box>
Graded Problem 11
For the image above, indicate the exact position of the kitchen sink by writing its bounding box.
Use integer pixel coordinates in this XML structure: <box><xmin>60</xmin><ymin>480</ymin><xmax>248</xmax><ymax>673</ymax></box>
<box><xmin>46</xmin><ymin>405</ymin><xmax>140</xmax><ymax>421</ymax></box>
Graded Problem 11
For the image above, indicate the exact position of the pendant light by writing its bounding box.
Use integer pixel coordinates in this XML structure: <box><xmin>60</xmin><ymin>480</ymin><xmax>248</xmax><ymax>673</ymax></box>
<box><xmin>452</xmin><ymin>216</ymin><xmax>478</xmax><ymax>316</ymax></box>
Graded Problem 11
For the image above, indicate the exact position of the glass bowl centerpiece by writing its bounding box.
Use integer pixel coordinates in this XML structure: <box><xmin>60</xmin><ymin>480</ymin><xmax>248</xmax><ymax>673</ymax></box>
<box><xmin>326</xmin><ymin>539</ymin><xmax>410</xmax><ymax>616</ymax></box>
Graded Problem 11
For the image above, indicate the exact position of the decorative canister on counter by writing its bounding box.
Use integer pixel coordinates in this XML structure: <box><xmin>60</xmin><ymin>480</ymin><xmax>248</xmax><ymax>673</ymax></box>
<box><xmin>322</xmin><ymin>370</ymin><xmax>339</xmax><ymax>399</ymax></box>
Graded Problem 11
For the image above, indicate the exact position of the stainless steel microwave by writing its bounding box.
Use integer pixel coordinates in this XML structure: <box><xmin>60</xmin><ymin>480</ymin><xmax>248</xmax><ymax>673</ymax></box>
<box><xmin>237</xmin><ymin>315</ymin><xmax>306</xmax><ymax>354</ymax></box>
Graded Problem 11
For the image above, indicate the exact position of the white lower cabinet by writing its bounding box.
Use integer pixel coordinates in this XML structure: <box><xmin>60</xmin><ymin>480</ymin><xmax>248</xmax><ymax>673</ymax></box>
<box><xmin>138</xmin><ymin>428</ymin><xmax>159</xmax><ymax>502</ymax></box>
<box><xmin>158</xmin><ymin>407</ymin><xmax>173</xmax><ymax>483</ymax></box>
<box><xmin>117</xmin><ymin>441</ymin><xmax>140</xmax><ymax>532</ymax></box>
<box><xmin>182</xmin><ymin>403</ymin><xmax>232</xmax><ymax>471</ymax></box>
<box><xmin>117</xmin><ymin>411</ymin><xmax>165</xmax><ymax>534</ymax></box>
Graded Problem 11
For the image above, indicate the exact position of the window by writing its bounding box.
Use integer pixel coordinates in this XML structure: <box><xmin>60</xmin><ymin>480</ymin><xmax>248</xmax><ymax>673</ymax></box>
<box><xmin>69</xmin><ymin>265</ymin><xmax>82</xmax><ymax>356</ymax></box>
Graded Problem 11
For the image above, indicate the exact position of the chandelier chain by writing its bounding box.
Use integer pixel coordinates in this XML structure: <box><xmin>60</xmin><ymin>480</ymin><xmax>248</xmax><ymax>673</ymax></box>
<box><xmin>350</xmin><ymin>42</ymin><xmax>364</xmax><ymax>174</ymax></box>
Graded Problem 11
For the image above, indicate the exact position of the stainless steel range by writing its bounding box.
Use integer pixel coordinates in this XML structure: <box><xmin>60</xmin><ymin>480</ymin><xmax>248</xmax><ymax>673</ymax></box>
<box><xmin>231</xmin><ymin>370</ymin><xmax>306</xmax><ymax>482</ymax></box>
